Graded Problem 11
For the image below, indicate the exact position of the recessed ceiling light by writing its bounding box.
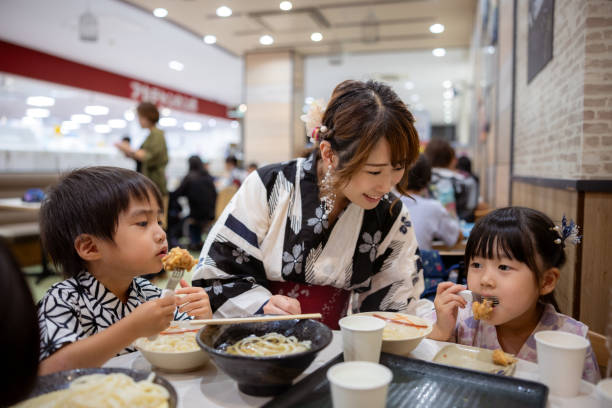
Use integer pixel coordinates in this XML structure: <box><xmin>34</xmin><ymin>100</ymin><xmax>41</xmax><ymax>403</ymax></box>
<box><xmin>208</xmin><ymin>118</ymin><xmax>217</xmax><ymax>127</ymax></box>
<box><xmin>84</xmin><ymin>105</ymin><xmax>109</xmax><ymax>115</ymax></box>
<box><xmin>304</xmin><ymin>97</ymin><xmax>314</xmax><ymax>105</ymax></box>
<box><xmin>159</xmin><ymin>117</ymin><xmax>177</xmax><ymax>127</ymax></box>
<box><xmin>259</xmin><ymin>35</ymin><xmax>274</xmax><ymax>45</ymax></box>
<box><xmin>443</xmin><ymin>89</ymin><xmax>454</xmax><ymax>99</ymax></box>
<box><xmin>124</xmin><ymin>110</ymin><xmax>135</xmax><ymax>121</ymax></box>
<box><xmin>153</xmin><ymin>8</ymin><xmax>168</xmax><ymax>18</ymax></box>
<box><xmin>238</xmin><ymin>104</ymin><xmax>247</xmax><ymax>113</ymax></box>
<box><xmin>429</xmin><ymin>23</ymin><xmax>445</xmax><ymax>34</ymax></box>
<box><xmin>71</xmin><ymin>114</ymin><xmax>92</xmax><ymax>123</ymax></box>
<box><xmin>486</xmin><ymin>45</ymin><xmax>496</xmax><ymax>54</ymax></box>
<box><xmin>94</xmin><ymin>124</ymin><xmax>111</xmax><ymax>134</ymax></box>
<box><xmin>203</xmin><ymin>35</ymin><xmax>217</xmax><ymax>44</ymax></box>
<box><xmin>216</xmin><ymin>6</ymin><xmax>232</xmax><ymax>17</ymax></box>
<box><xmin>279</xmin><ymin>1</ymin><xmax>292</xmax><ymax>11</ymax></box>
<box><xmin>311</xmin><ymin>32</ymin><xmax>323</xmax><ymax>42</ymax></box>
<box><xmin>404</xmin><ymin>81</ymin><xmax>415</xmax><ymax>90</ymax></box>
<box><xmin>183</xmin><ymin>121</ymin><xmax>202</xmax><ymax>131</ymax></box>
<box><xmin>432</xmin><ymin>48</ymin><xmax>446</xmax><ymax>57</ymax></box>
<box><xmin>26</xmin><ymin>108</ymin><xmax>50</xmax><ymax>118</ymax></box>
<box><xmin>26</xmin><ymin>96</ymin><xmax>55</xmax><ymax>107</ymax></box>
<box><xmin>169</xmin><ymin>60</ymin><xmax>184</xmax><ymax>71</ymax></box>
<box><xmin>442</xmin><ymin>80</ymin><xmax>453</xmax><ymax>88</ymax></box>
<box><xmin>108</xmin><ymin>119</ymin><xmax>127</xmax><ymax>128</ymax></box>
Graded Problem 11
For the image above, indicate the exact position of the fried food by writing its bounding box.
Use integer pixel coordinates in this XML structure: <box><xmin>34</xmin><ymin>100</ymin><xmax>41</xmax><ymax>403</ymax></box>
<box><xmin>162</xmin><ymin>247</ymin><xmax>197</xmax><ymax>271</ymax></box>
<box><xmin>492</xmin><ymin>349</ymin><xmax>517</xmax><ymax>366</ymax></box>
<box><xmin>472</xmin><ymin>299</ymin><xmax>493</xmax><ymax>320</ymax></box>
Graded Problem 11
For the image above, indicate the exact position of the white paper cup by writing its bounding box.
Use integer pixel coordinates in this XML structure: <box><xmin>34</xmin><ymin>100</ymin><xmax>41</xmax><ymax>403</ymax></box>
<box><xmin>597</xmin><ymin>378</ymin><xmax>612</xmax><ymax>408</ymax></box>
<box><xmin>534</xmin><ymin>330</ymin><xmax>589</xmax><ymax>397</ymax></box>
<box><xmin>327</xmin><ymin>361</ymin><xmax>393</xmax><ymax>408</ymax></box>
<box><xmin>339</xmin><ymin>315</ymin><xmax>386</xmax><ymax>362</ymax></box>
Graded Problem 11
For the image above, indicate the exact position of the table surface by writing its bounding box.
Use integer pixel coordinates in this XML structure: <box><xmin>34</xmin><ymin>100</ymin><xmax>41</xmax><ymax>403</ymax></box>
<box><xmin>105</xmin><ymin>331</ymin><xmax>601</xmax><ymax>408</ymax></box>
<box><xmin>0</xmin><ymin>197</ymin><xmax>41</xmax><ymax>211</ymax></box>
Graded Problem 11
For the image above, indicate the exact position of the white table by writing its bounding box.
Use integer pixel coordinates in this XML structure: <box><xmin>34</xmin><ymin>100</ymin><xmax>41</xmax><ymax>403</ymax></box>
<box><xmin>105</xmin><ymin>332</ymin><xmax>600</xmax><ymax>408</ymax></box>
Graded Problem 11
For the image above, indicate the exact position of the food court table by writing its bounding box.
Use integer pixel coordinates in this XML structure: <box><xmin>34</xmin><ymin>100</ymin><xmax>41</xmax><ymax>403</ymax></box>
<box><xmin>105</xmin><ymin>331</ymin><xmax>600</xmax><ymax>408</ymax></box>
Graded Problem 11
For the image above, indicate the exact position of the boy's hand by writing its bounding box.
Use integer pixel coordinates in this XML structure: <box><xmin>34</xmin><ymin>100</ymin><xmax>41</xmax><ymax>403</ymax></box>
<box><xmin>431</xmin><ymin>282</ymin><xmax>467</xmax><ymax>341</ymax></box>
<box><xmin>128</xmin><ymin>296</ymin><xmax>176</xmax><ymax>338</ymax></box>
<box><xmin>175</xmin><ymin>279</ymin><xmax>212</xmax><ymax>319</ymax></box>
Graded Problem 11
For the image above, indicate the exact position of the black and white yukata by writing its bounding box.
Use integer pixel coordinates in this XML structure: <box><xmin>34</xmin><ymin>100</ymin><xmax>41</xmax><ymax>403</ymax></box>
<box><xmin>37</xmin><ymin>271</ymin><xmax>190</xmax><ymax>360</ymax></box>
<box><xmin>192</xmin><ymin>153</ymin><xmax>431</xmax><ymax>328</ymax></box>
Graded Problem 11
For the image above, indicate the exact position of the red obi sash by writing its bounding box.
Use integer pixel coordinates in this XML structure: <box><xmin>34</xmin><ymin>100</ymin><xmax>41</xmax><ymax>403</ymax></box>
<box><xmin>268</xmin><ymin>281</ymin><xmax>350</xmax><ymax>330</ymax></box>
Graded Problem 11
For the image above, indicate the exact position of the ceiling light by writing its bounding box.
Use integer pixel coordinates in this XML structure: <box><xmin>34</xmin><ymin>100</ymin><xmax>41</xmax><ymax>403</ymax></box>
<box><xmin>304</xmin><ymin>97</ymin><xmax>314</xmax><ymax>105</ymax></box>
<box><xmin>159</xmin><ymin>117</ymin><xmax>177</xmax><ymax>127</ymax></box>
<box><xmin>432</xmin><ymin>48</ymin><xmax>446</xmax><ymax>57</ymax></box>
<box><xmin>238</xmin><ymin>104</ymin><xmax>247</xmax><ymax>113</ymax></box>
<box><xmin>71</xmin><ymin>114</ymin><xmax>92</xmax><ymax>123</ymax></box>
<box><xmin>208</xmin><ymin>118</ymin><xmax>216</xmax><ymax>127</ymax></box>
<box><xmin>85</xmin><ymin>105</ymin><xmax>109</xmax><ymax>115</ymax></box>
<box><xmin>203</xmin><ymin>35</ymin><xmax>217</xmax><ymax>44</ymax></box>
<box><xmin>216</xmin><ymin>6</ymin><xmax>232</xmax><ymax>17</ymax></box>
<box><xmin>404</xmin><ymin>81</ymin><xmax>415</xmax><ymax>90</ymax></box>
<box><xmin>161</xmin><ymin>108</ymin><xmax>172</xmax><ymax>116</ymax></box>
<box><xmin>259</xmin><ymin>35</ymin><xmax>274</xmax><ymax>45</ymax></box>
<box><xmin>183</xmin><ymin>121</ymin><xmax>202</xmax><ymax>131</ymax></box>
<box><xmin>153</xmin><ymin>8</ymin><xmax>168</xmax><ymax>18</ymax></box>
<box><xmin>26</xmin><ymin>96</ymin><xmax>55</xmax><ymax>107</ymax></box>
<box><xmin>26</xmin><ymin>108</ymin><xmax>50</xmax><ymax>118</ymax></box>
<box><xmin>442</xmin><ymin>80</ymin><xmax>453</xmax><ymax>88</ymax></box>
<box><xmin>486</xmin><ymin>45</ymin><xmax>496</xmax><ymax>54</ymax></box>
<box><xmin>429</xmin><ymin>23</ymin><xmax>445</xmax><ymax>34</ymax></box>
<box><xmin>94</xmin><ymin>124</ymin><xmax>111</xmax><ymax>133</ymax></box>
<box><xmin>280</xmin><ymin>1</ymin><xmax>292</xmax><ymax>11</ymax></box>
<box><xmin>124</xmin><ymin>110</ymin><xmax>135</xmax><ymax>121</ymax></box>
<box><xmin>169</xmin><ymin>60</ymin><xmax>184</xmax><ymax>71</ymax></box>
<box><xmin>311</xmin><ymin>32</ymin><xmax>323</xmax><ymax>42</ymax></box>
<box><xmin>443</xmin><ymin>89</ymin><xmax>454</xmax><ymax>99</ymax></box>
<box><xmin>108</xmin><ymin>119</ymin><xmax>126</xmax><ymax>128</ymax></box>
<box><xmin>231</xmin><ymin>120</ymin><xmax>239</xmax><ymax>128</ymax></box>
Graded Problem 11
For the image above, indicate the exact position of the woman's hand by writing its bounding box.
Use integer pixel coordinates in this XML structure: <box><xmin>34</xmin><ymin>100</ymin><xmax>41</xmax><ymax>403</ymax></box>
<box><xmin>429</xmin><ymin>282</ymin><xmax>466</xmax><ymax>341</ymax></box>
<box><xmin>127</xmin><ymin>296</ymin><xmax>176</xmax><ymax>338</ymax></box>
<box><xmin>263</xmin><ymin>295</ymin><xmax>301</xmax><ymax>315</ymax></box>
<box><xmin>175</xmin><ymin>279</ymin><xmax>212</xmax><ymax>319</ymax></box>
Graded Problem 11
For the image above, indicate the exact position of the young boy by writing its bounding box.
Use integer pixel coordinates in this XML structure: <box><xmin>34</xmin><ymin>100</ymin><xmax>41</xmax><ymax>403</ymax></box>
<box><xmin>37</xmin><ymin>166</ymin><xmax>211</xmax><ymax>374</ymax></box>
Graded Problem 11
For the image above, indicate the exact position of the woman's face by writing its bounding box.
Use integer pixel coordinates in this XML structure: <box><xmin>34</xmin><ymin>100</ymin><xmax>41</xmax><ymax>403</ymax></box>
<box><xmin>339</xmin><ymin>138</ymin><xmax>405</xmax><ymax>210</ymax></box>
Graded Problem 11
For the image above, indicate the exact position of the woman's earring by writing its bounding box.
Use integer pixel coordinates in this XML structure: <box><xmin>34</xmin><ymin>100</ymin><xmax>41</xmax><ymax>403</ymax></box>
<box><xmin>320</xmin><ymin>164</ymin><xmax>336</xmax><ymax>220</ymax></box>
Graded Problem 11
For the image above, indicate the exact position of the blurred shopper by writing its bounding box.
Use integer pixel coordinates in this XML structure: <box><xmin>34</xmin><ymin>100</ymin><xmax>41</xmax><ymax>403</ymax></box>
<box><xmin>400</xmin><ymin>155</ymin><xmax>461</xmax><ymax>250</ymax></box>
<box><xmin>0</xmin><ymin>239</ymin><xmax>40</xmax><ymax>406</ymax></box>
<box><xmin>221</xmin><ymin>155</ymin><xmax>245</xmax><ymax>188</ymax></box>
<box><xmin>247</xmin><ymin>162</ymin><xmax>258</xmax><ymax>175</ymax></box>
<box><xmin>456</xmin><ymin>156</ymin><xmax>480</xmax><ymax>222</ymax></box>
<box><xmin>115</xmin><ymin>102</ymin><xmax>169</xmax><ymax>226</ymax></box>
<box><xmin>174</xmin><ymin>155</ymin><xmax>218</xmax><ymax>251</ymax></box>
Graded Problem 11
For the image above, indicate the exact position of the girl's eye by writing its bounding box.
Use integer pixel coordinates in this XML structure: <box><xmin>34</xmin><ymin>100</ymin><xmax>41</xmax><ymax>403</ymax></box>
<box><xmin>367</xmin><ymin>171</ymin><xmax>381</xmax><ymax>175</ymax></box>
<box><xmin>157</xmin><ymin>220</ymin><xmax>163</xmax><ymax>226</ymax></box>
<box><xmin>470</xmin><ymin>262</ymin><xmax>481</xmax><ymax>269</ymax></box>
<box><xmin>393</xmin><ymin>166</ymin><xmax>404</xmax><ymax>171</ymax></box>
<box><xmin>137</xmin><ymin>221</ymin><xmax>148</xmax><ymax>227</ymax></box>
<box><xmin>499</xmin><ymin>264</ymin><xmax>511</xmax><ymax>271</ymax></box>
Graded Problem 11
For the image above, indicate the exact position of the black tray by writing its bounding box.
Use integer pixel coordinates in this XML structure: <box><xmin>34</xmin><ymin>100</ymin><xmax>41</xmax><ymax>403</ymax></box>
<box><xmin>263</xmin><ymin>352</ymin><xmax>548</xmax><ymax>408</ymax></box>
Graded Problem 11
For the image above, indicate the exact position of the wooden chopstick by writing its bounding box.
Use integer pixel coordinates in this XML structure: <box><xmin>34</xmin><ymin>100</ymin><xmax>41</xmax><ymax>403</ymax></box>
<box><xmin>187</xmin><ymin>313</ymin><xmax>322</xmax><ymax>326</ymax></box>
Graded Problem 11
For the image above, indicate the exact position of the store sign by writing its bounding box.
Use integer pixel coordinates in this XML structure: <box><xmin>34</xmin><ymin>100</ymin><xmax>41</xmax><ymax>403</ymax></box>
<box><xmin>129</xmin><ymin>81</ymin><xmax>198</xmax><ymax>112</ymax></box>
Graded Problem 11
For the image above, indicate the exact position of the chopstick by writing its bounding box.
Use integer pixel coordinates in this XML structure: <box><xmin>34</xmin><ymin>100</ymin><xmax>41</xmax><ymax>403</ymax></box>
<box><xmin>187</xmin><ymin>313</ymin><xmax>322</xmax><ymax>326</ymax></box>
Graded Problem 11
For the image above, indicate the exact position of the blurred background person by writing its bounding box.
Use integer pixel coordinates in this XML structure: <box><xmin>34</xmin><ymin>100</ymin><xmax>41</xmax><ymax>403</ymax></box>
<box><xmin>246</xmin><ymin>162</ymin><xmax>258</xmax><ymax>175</ymax></box>
<box><xmin>456</xmin><ymin>155</ymin><xmax>480</xmax><ymax>222</ymax></box>
<box><xmin>174</xmin><ymin>155</ymin><xmax>218</xmax><ymax>251</ymax></box>
<box><xmin>221</xmin><ymin>155</ymin><xmax>245</xmax><ymax>189</ymax></box>
<box><xmin>401</xmin><ymin>155</ymin><xmax>461</xmax><ymax>250</ymax></box>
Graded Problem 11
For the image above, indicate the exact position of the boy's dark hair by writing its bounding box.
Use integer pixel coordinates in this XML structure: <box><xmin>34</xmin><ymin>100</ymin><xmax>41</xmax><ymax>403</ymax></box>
<box><xmin>40</xmin><ymin>166</ymin><xmax>163</xmax><ymax>278</ymax></box>
<box><xmin>136</xmin><ymin>102</ymin><xmax>160</xmax><ymax>125</ymax></box>
<box><xmin>424</xmin><ymin>138</ymin><xmax>455</xmax><ymax>168</ymax></box>
<box><xmin>465</xmin><ymin>207</ymin><xmax>566</xmax><ymax>309</ymax></box>
<box><xmin>406</xmin><ymin>155</ymin><xmax>432</xmax><ymax>191</ymax></box>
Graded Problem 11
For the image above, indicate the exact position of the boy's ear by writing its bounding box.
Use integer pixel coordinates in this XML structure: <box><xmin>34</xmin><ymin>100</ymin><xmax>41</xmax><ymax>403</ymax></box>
<box><xmin>539</xmin><ymin>267</ymin><xmax>560</xmax><ymax>296</ymax></box>
<box><xmin>74</xmin><ymin>234</ymin><xmax>102</xmax><ymax>261</ymax></box>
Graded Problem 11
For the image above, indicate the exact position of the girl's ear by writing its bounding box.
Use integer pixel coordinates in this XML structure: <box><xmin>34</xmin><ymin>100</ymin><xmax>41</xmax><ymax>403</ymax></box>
<box><xmin>539</xmin><ymin>267</ymin><xmax>560</xmax><ymax>296</ymax></box>
<box><xmin>74</xmin><ymin>234</ymin><xmax>102</xmax><ymax>262</ymax></box>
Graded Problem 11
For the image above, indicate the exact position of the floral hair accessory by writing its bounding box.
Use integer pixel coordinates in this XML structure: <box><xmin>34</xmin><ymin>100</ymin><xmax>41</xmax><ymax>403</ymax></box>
<box><xmin>300</xmin><ymin>99</ymin><xmax>327</xmax><ymax>143</ymax></box>
<box><xmin>550</xmin><ymin>215</ymin><xmax>581</xmax><ymax>245</ymax></box>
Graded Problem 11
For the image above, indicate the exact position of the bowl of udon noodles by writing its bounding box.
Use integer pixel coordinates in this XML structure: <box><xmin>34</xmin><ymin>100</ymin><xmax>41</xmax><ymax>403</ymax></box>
<box><xmin>13</xmin><ymin>367</ymin><xmax>177</xmax><ymax>408</ymax></box>
<box><xmin>353</xmin><ymin>311</ymin><xmax>433</xmax><ymax>356</ymax></box>
<box><xmin>196</xmin><ymin>316</ymin><xmax>332</xmax><ymax>396</ymax></box>
<box><xmin>134</xmin><ymin>322</ymin><xmax>210</xmax><ymax>372</ymax></box>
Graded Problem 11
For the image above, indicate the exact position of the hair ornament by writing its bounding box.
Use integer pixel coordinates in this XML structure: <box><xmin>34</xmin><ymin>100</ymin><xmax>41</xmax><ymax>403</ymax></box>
<box><xmin>300</xmin><ymin>99</ymin><xmax>327</xmax><ymax>143</ymax></box>
<box><xmin>551</xmin><ymin>215</ymin><xmax>581</xmax><ymax>245</ymax></box>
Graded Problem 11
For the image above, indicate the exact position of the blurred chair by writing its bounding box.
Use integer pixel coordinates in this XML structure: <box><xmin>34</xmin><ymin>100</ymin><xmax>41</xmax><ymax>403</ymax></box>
<box><xmin>215</xmin><ymin>185</ymin><xmax>238</xmax><ymax>221</ymax></box>
<box><xmin>588</xmin><ymin>330</ymin><xmax>610</xmax><ymax>378</ymax></box>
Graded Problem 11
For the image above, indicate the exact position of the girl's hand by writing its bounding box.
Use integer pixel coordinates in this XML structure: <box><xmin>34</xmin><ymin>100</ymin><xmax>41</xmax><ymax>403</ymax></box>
<box><xmin>430</xmin><ymin>282</ymin><xmax>467</xmax><ymax>341</ymax></box>
<box><xmin>175</xmin><ymin>279</ymin><xmax>212</xmax><ymax>319</ymax></box>
<box><xmin>128</xmin><ymin>296</ymin><xmax>176</xmax><ymax>338</ymax></box>
<box><xmin>263</xmin><ymin>295</ymin><xmax>301</xmax><ymax>315</ymax></box>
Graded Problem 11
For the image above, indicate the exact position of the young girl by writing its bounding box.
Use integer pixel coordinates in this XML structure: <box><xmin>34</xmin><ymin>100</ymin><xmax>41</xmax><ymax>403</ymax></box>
<box><xmin>429</xmin><ymin>206</ymin><xmax>600</xmax><ymax>383</ymax></box>
<box><xmin>37</xmin><ymin>167</ymin><xmax>212</xmax><ymax>374</ymax></box>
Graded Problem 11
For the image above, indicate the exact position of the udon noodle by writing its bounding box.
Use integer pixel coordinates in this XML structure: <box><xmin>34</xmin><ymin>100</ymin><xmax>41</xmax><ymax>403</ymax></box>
<box><xmin>14</xmin><ymin>373</ymin><xmax>169</xmax><ymax>408</ymax></box>
<box><xmin>137</xmin><ymin>330</ymin><xmax>199</xmax><ymax>353</ymax></box>
<box><xmin>223</xmin><ymin>332</ymin><xmax>311</xmax><ymax>357</ymax></box>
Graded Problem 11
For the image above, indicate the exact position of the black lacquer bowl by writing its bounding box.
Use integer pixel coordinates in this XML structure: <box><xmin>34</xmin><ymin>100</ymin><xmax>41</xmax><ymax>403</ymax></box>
<box><xmin>197</xmin><ymin>318</ymin><xmax>332</xmax><ymax>396</ymax></box>
<box><xmin>16</xmin><ymin>367</ymin><xmax>178</xmax><ymax>407</ymax></box>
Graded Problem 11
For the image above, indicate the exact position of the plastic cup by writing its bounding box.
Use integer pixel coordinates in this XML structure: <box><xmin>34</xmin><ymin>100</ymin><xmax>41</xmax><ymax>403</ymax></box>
<box><xmin>339</xmin><ymin>315</ymin><xmax>385</xmax><ymax>362</ymax></box>
<box><xmin>534</xmin><ymin>330</ymin><xmax>589</xmax><ymax>397</ymax></box>
<box><xmin>327</xmin><ymin>361</ymin><xmax>393</xmax><ymax>408</ymax></box>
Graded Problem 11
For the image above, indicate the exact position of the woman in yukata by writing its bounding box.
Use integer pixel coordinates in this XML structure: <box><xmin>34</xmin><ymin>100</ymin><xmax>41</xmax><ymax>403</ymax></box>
<box><xmin>192</xmin><ymin>80</ymin><xmax>432</xmax><ymax>329</ymax></box>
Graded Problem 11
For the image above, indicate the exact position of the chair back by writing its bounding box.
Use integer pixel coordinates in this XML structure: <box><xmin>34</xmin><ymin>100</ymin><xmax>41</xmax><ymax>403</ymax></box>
<box><xmin>588</xmin><ymin>330</ymin><xmax>610</xmax><ymax>378</ymax></box>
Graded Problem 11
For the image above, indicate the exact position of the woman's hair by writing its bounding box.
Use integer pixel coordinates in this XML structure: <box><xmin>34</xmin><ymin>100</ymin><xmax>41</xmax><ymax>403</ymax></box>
<box><xmin>136</xmin><ymin>102</ymin><xmax>160</xmax><ymax>125</ymax></box>
<box><xmin>465</xmin><ymin>207</ymin><xmax>567</xmax><ymax>309</ymax></box>
<box><xmin>317</xmin><ymin>80</ymin><xmax>420</xmax><ymax>197</ymax></box>
<box><xmin>424</xmin><ymin>138</ymin><xmax>455</xmax><ymax>168</ymax></box>
<box><xmin>40</xmin><ymin>166</ymin><xmax>163</xmax><ymax>278</ymax></box>
<box><xmin>0</xmin><ymin>239</ymin><xmax>39</xmax><ymax>405</ymax></box>
<box><xmin>188</xmin><ymin>155</ymin><xmax>206</xmax><ymax>174</ymax></box>
<box><xmin>406</xmin><ymin>155</ymin><xmax>432</xmax><ymax>192</ymax></box>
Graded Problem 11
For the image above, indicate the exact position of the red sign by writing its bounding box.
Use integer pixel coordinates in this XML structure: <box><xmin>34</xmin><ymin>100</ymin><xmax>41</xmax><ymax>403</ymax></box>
<box><xmin>0</xmin><ymin>39</ymin><xmax>229</xmax><ymax>119</ymax></box>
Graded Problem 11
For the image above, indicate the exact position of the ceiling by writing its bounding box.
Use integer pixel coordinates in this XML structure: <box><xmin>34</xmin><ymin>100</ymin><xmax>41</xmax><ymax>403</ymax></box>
<box><xmin>121</xmin><ymin>0</ymin><xmax>477</xmax><ymax>57</ymax></box>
